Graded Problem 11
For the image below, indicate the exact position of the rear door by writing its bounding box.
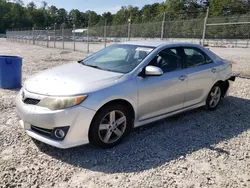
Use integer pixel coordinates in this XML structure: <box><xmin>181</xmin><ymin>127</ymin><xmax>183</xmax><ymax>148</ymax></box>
<box><xmin>181</xmin><ymin>46</ymin><xmax>218</xmax><ymax>107</ymax></box>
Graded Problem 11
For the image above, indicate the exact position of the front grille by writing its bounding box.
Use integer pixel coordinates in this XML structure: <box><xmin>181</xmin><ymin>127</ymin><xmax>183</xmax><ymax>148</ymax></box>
<box><xmin>24</xmin><ymin>98</ymin><xmax>40</xmax><ymax>105</ymax></box>
<box><xmin>31</xmin><ymin>125</ymin><xmax>52</xmax><ymax>137</ymax></box>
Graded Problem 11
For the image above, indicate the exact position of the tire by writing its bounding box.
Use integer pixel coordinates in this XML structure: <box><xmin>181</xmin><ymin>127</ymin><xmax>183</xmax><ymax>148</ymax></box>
<box><xmin>89</xmin><ymin>104</ymin><xmax>133</xmax><ymax>148</ymax></box>
<box><xmin>205</xmin><ymin>83</ymin><xmax>222</xmax><ymax>110</ymax></box>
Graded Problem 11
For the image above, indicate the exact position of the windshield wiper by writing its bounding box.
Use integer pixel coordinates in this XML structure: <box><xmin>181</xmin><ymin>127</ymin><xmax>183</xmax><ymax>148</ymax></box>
<box><xmin>77</xmin><ymin>60</ymin><xmax>103</xmax><ymax>70</ymax></box>
<box><xmin>77</xmin><ymin>60</ymin><xmax>123</xmax><ymax>73</ymax></box>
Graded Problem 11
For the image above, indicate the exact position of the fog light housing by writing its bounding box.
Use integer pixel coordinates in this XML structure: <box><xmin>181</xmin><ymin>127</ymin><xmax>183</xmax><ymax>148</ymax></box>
<box><xmin>55</xmin><ymin>129</ymin><xmax>65</xmax><ymax>139</ymax></box>
<box><xmin>52</xmin><ymin>126</ymin><xmax>70</xmax><ymax>141</ymax></box>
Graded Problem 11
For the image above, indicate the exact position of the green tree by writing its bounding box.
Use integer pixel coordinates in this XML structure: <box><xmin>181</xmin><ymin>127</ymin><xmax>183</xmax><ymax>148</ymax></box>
<box><xmin>86</xmin><ymin>10</ymin><xmax>101</xmax><ymax>26</ymax></box>
<box><xmin>102</xmin><ymin>12</ymin><xmax>113</xmax><ymax>25</ymax></box>
<box><xmin>56</xmin><ymin>8</ymin><xmax>68</xmax><ymax>26</ymax></box>
<box><xmin>210</xmin><ymin>0</ymin><xmax>248</xmax><ymax>16</ymax></box>
<box><xmin>69</xmin><ymin>9</ymin><xmax>82</xmax><ymax>27</ymax></box>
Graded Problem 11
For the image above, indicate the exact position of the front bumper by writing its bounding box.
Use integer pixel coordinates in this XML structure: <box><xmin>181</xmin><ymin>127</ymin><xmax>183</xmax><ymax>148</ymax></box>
<box><xmin>16</xmin><ymin>89</ymin><xmax>96</xmax><ymax>149</ymax></box>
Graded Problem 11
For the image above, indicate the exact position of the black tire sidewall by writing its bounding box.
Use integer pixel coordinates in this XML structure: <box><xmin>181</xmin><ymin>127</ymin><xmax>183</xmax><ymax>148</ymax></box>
<box><xmin>89</xmin><ymin>104</ymin><xmax>132</xmax><ymax>148</ymax></box>
<box><xmin>206</xmin><ymin>84</ymin><xmax>222</xmax><ymax>110</ymax></box>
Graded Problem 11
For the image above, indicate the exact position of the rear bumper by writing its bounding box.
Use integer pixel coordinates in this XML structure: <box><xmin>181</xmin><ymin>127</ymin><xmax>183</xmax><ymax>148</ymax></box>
<box><xmin>16</xmin><ymin>89</ymin><xmax>96</xmax><ymax>149</ymax></box>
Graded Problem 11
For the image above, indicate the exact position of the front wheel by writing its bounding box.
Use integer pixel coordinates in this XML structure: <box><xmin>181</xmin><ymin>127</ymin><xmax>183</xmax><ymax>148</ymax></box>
<box><xmin>89</xmin><ymin>104</ymin><xmax>132</xmax><ymax>148</ymax></box>
<box><xmin>205</xmin><ymin>84</ymin><xmax>222</xmax><ymax>110</ymax></box>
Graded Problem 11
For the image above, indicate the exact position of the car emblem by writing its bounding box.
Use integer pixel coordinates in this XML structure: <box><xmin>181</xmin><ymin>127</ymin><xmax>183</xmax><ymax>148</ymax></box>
<box><xmin>21</xmin><ymin>91</ymin><xmax>26</xmax><ymax>101</ymax></box>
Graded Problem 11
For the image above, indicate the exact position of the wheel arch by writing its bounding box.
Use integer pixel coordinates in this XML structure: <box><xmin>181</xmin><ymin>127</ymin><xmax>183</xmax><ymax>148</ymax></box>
<box><xmin>214</xmin><ymin>80</ymin><xmax>229</xmax><ymax>97</ymax></box>
<box><xmin>88</xmin><ymin>99</ymin><xmax>136</xmax><ymax>139</ymax></box>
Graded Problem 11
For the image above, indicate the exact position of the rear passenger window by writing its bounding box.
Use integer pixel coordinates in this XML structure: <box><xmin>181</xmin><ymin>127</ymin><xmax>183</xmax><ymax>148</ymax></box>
<box><xmin>183</xmin><ymin>48</ymin><xmax>212</xmax><ymax>68</ymax></box>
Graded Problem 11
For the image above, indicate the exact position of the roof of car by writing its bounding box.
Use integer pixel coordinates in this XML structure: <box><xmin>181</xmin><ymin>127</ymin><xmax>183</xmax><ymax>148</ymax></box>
<box><xmin>120</xmin><ymin>40</ymin><xmax>198</xmax><ymax>48</ymax></box>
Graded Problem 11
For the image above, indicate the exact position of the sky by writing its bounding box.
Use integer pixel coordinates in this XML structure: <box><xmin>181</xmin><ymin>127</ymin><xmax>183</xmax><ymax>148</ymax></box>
<box><xmin>22</xmin><ymin>0</ymin><xmax>165</xmax><ymax>14</ymax></box>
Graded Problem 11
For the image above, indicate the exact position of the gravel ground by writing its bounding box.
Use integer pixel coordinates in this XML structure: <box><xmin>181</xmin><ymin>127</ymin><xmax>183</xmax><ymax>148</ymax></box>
<box><xmin>209</xmin><ymin>47</ymin><xmax>250</xmax><ymax>77</ymax></box>
<box><xmin>0</xmin><ymin>40</ymin><xmax>250</xmax><ymax>188</ymax></box>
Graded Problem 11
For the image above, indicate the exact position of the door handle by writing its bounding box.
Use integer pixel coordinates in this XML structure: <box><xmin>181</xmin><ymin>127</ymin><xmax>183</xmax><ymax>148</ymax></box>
<box><xmin>211</xmin><ymin>68</ymin><xmax>217</xmax><ymax>73</ymax></box>
<box><xmin>178</xmin><ymin>75</ymin><xmax>187</xmax><ymax>81</ymax></box>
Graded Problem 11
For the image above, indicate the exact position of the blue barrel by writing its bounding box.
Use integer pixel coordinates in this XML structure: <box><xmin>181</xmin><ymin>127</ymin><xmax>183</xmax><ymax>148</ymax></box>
<box><xmin>0</xmin><ymin>56</ymin><xmax>22</xmax><ymax>89</ymax></box>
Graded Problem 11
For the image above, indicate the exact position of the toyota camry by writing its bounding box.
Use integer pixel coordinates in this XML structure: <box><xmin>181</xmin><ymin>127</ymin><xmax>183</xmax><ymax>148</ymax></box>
<box><xmin>16</xmin><ymin>41</ymin><xmax>235</xmax><ymax>148</ymax></box>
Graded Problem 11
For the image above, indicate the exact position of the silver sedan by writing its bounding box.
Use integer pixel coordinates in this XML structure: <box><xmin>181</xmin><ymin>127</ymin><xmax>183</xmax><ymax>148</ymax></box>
<box><xmin>16</xmin><ymin>41</ymin><xmax>235</xmax><ymax>148</ymax></box>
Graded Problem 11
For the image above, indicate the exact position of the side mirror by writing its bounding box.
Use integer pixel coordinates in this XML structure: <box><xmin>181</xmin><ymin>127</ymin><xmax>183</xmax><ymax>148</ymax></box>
<box><xmin>145</xmin><ymin>65</ymin><xmax>163</xmax><ymax>76</ymax></box>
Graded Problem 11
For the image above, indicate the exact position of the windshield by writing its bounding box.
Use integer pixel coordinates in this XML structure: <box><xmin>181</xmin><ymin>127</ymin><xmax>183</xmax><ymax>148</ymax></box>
<box><xmin>80</xmin><ymin>44</ymin><xmax>154</xmax><ymax>73</ymax></box>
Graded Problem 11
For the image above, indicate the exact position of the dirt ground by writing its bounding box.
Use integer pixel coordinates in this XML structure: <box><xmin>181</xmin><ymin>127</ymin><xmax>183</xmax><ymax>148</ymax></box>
<box><xmin>0</xmin><ymin>40</ymin><xmax>250</xmax><ymax>188</ymax></box>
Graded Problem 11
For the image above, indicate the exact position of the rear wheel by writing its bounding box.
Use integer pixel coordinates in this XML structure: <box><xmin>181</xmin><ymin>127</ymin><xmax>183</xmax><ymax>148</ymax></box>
<box><xmin>89</xmin><ymin>104</ymin><xmax>132</xmax><ymax>148</ymax></box>
<box><xmin>205</xmin><ymin>84</ymin><xmax>222</xmax><ymax>110</ymax></box>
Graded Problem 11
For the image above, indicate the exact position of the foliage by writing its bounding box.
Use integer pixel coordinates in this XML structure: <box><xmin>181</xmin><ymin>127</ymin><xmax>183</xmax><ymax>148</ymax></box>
<box><xmin>1</xmin><ymin>0</ymin><xmax>250</xmax><ymax>39</ymax></box>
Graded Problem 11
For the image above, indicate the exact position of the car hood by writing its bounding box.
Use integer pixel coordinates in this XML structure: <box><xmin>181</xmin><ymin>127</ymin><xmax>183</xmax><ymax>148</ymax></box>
<box><xmin>25</xmin><ymin>62</ymin><xmax>123</xmax><ymax>96</ymax></box>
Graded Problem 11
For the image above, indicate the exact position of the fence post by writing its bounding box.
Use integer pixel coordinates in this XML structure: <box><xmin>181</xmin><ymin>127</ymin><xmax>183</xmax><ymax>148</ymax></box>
<box><xmin>20</xmin><ymin>28</ymin><xmax>23</xmax><ymax>43</ymax></box>
<box><xmin>32</xmin><ymin>28</ymin><xmax>35</xmax><ymax>45</ymax></box>
<box><xmin>17</xmin><ymin>29</ymin><xmax>18</xmax><ymax>43</ymax></box>
<box><xmin>161</xmin><ymin>12</ymin><xmax>166</xmax><ymax>40</ymax></box>
<box><xmin>6</xmin><ymin>29</ymin><xmax>8</xmax><ymax>41</ymax></box>
<box><xmin>18</xmin><ymin>29</ymin><xmax>22</xmax><ymax>43</ymax></box>
<box><xmin>29</xmin><ymin>29</ymin><xmax>31</xmax><ymax>44</ymax></box>
<box><xmin>104</xmin><ymin>19</ymin><xmax>107</xmax><ymax>48</ymax></box>
<box><xmin>128</xmin><ymin>16</ymin><xmax>131</xmax><ymax>41</ymax></box>
<box><xmin>26</xmin><ymin>29</ymin><xmax>28</xmax><ymax>43</ymax></box>
<box><xmin>24</xmin><ymin>29</ymin><xmax>26</xmax><ymax>43</ymax></box>
<box><xmin>87</xmin><ymin>26</ymin><xmax>90</xmax><ymax>53</ymax></box>
<box><xmin>73</xmin><ymin>24</ymin><xmax>76</xmax><ymax>51</ymax></box>
<box><xmin>54</xmin><ymin>23</ymin><xmax>56</xmax><ymax>48</ymax></box>
<box><xmin>247</xmin><ymin>33</ymin><xmax>249</xmax><ymax>48</ymax></box>
<box><xmin>202</xmin><ymin>7</ymin><xmax>209</xmax><ymax>46</ymax></box>
<box><xmin>46</xmin><ymin>27</ymin><xmax>49</xmax><ymax>48</ymax></box>
<box><xmin>62</xmin><ymin>24</ymin><xmax>65</xmax><ymax>49</ymax></box>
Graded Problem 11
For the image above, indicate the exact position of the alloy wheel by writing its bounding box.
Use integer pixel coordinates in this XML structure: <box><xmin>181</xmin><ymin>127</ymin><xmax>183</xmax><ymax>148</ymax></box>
<box><xmin>98</xmin><ymin>110</ymin><xmax>127</xmax><ymax>144</ymax></box>
<box><xmin>209</xmin><ymin>86</ymin><xmax>221</xmax><ymax>108</ymax></box>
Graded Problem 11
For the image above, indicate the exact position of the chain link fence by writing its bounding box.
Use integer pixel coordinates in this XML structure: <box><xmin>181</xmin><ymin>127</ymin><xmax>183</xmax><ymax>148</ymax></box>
<box><xmin>204</xmin><ymin>16</ymin><xmax>250</xmax><ymax>47</ymax></box>
<box><xmin>5</xmin><ymin>16</ymin><xmax>250</xmax><ymax>53</ymax></box>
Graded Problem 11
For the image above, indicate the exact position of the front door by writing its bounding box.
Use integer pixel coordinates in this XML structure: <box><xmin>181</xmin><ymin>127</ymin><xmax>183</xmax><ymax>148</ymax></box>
<box><xmin>136</xmin><ymin>47</ymin><xmax>188</xmax><ymax>121</ymax></box>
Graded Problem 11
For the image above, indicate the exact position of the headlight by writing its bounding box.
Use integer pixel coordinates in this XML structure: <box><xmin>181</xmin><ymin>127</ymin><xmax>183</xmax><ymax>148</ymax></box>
<box><xmin>37</xmin><ymin>95</ymin><xmax>87</xmax><ymax>110</ymax></box>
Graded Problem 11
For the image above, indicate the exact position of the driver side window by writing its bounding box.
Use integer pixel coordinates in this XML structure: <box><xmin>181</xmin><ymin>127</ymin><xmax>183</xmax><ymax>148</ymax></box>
<box><xmin>149</xmin><ymin>48</ymin><xmax>182</xmax><ymax>73</ymax></box>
